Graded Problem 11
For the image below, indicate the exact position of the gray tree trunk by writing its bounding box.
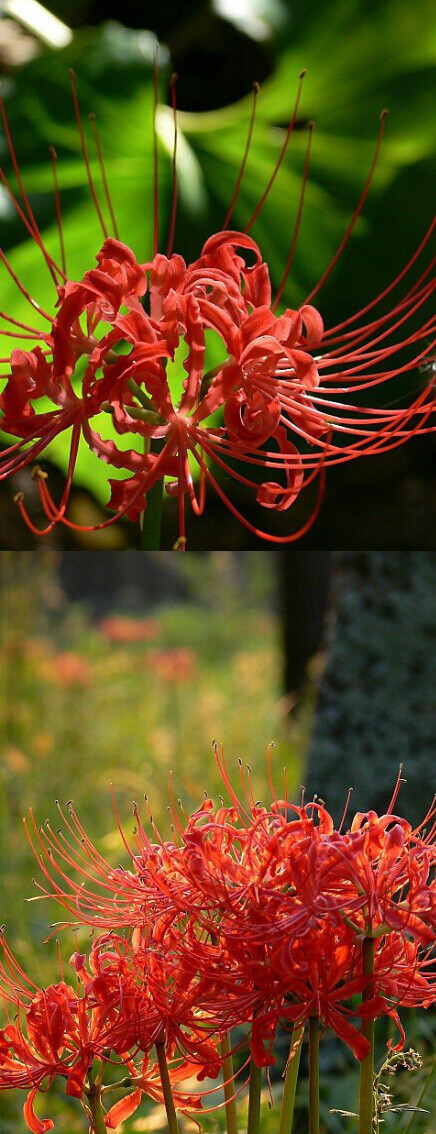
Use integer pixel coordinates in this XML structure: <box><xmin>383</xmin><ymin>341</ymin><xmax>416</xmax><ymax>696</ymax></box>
<box><xmin>305</xmin><ymin>552</ymin><xmax>436</xmax><ymax>827</ymax></box>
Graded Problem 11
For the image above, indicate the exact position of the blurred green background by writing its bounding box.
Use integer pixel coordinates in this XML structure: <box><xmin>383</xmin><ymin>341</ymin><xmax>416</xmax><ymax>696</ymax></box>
<box><xmin>1</xmin><ymin>550</ymin><xmax>435</xmax><ymax>1131</ymax></box>
<box><xmin>0</xmin><ymin>0</ymin><xmax>435</xmax><ymax>548</ymax></box>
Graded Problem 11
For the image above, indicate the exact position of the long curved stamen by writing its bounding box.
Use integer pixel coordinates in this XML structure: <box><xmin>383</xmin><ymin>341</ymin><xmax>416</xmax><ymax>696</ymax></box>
<box><xmin>273</xmin><ymin>120</ymin><xmax>314</xmax><ymax>310</ymax></box>
<box><xmin>18</xmin><ymin>431</ymin><xmax>178</xmax><ymax>535</ymax></box>
<box><xmin>0</xmin><ymin>311</ymin><xmax>46</xmax><ymax>334</ymax></box>
<box><xmin>0</xmin><ymin>95</ymin><xmax>64</xmax><ymax>285</ymax></box>
<box><xmin>386</xmin><ymin>766</ymin><xmax>406</xmax><ymax>815</ymax></box>
<box><xmin>31</xmin><ymin>417</ymin><xmax>81</xmax><ymax>532</ymax></box>
<box><xmin>223</xmin><ymin>82</ymin><xmax>259</xmax><ymax>231</ymax></box>
<box><xmin>69</xmin><ymin>69</ymin><xmax>108</xmax><ymax>238</ymax></box>
<box><xmin>189</xmin><ymin>442</ymin><xmax>326</xmax><ymax>544</ymax></box>
<box><xmin>88</xmin><ymin>113</ymin><xmax>120</xmax><ymax>239</ymax></box>
<box><xmin>0</xmin><ymin>248</ymin><xmax>53</xmax><ymax>320</ymax></box>
<box><xmin>0</xmin><ymin>164</ymin><xmax>66</xmax><ymax>287</ymax></box>
<box><xmin>319</xmin><ymin>266</ymin><xmax>436</xmax><ymax>359</ymax></box>
<box><xmin>153</xmin><ymin>47</ymin><xmax>159</xmax><ymax>257</ymax></box>
<box><xmin>0</xmin><ymin>330</ymin><xmax>47</xmax><ymax>341</ymax></box>
<box><xmin>304</xmin><ymin>109</ymin><xmax>389</xmax><ymax>304</ymax></box>
<box><xmin>318</xmin><ymin>282</ymin><xmax>435</xmax><ymax>372</ymax></box>
<box><xmin>244</xmin><ymin>70</ymin><xmax>306</xmax><ymax>232</ymax></box>
<box><xmin>48</xmin><ymin>146</ymin><xmax>67</xmax><ymax>275</ymax></box>
<box><xmin>325</xmin><ymin>217</ymin><xmax>436</xmax><ymax>342</ymax></box>
<box><xmin>192</xmin><ymin>425</ymin><xmax>321</xmax><ymax>491</ymax></box>
<box><xmin>166</xmin><ymin>73</ymin><xmax>179</xmax><ymax>258</ymax></box>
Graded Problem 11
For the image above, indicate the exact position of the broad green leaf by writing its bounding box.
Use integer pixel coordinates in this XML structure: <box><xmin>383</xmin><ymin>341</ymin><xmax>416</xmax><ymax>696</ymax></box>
<box><xmin>1</xmin><ymin>3</ymin><xmax>434</xmax><ymax>507</ymax></box>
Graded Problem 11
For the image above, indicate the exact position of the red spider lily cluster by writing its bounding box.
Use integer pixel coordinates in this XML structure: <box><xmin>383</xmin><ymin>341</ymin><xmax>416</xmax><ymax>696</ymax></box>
<box><xmin>0</xmin><ymin>72</ymin><xmax>435</xmax><ymax>546</ymax></box>
<box><xmin>1</xmin><ymin>752</ymin><xmax>435</xmax><ymax>1133</ymax></box>
<box><xmin>98</xmin><ymin>616</ymin><xmax>161</xmax><ymax>643</ymax></box>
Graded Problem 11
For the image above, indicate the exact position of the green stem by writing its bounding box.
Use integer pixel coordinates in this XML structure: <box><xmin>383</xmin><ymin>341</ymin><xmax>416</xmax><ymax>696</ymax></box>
<box><xmin>247</xmin><ymin>1057</ymin><xmax>261</xmax><ymax>1134</ymax></box>
<box><xmin>156</xmin><ymin>1041</ymin><xmax>180</xmax><ymax>1134</ymax></box>
<box><xmin>140</xmin><ymin>476</ymin><xmax>163</xmax><ymax>548</ymax></box>
<box><xmin>279</xmin><ymin>1025</ymin><xmax>304</xmax><ymax>1134</ymax></box>
<box><xmin>359</xmin><ymin>936</ymin><xmax>375</xmax><ymax>1134</ymax></box>
<box><xmin>128</xmin><ymin>377</ymin><xmax>156</xmax><ymax>411</ymax></box>
<box><xmin>86</xmin><ymin>1074</ymin><xmax>107</xmax><ymax>1134</ymax></box>
<box><xmin>221</xmin><ymin>1031</ymin><xmax>238</xmax><ymax>1134</ymax></box>
<box><xmin>308</xmin><ymin>1017</ymin><xmax>320</xmax><ymax>1134</ymax></box>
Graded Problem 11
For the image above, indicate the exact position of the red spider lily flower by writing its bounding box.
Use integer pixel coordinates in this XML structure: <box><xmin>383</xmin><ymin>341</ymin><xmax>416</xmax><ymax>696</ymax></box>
<box><xmin>21</xmin><ymin>784</ymin><xmax>339</xmax><ymax>938</ymax></box>
<box><xmin>158</xmin><ymin>912</ymin><xmax>370</xmax><ymax>1065</ymax></box>
<box><xmin>0</xmin><ymin>73</ymin><xmax>434</xmax><ymax>546</ymax></box>
<box><xmin>44</xmin><ymin>652</ymin><xmax>92</xmax><ymax>688</ymax></box>
<box><xmin>3</xmin><ymin>750</ymin><xmax>435</xmax><ymax>1134</ymax></box>
<box><xmin>146</xmin><ymin>647</ymin><xmax>196</xmax><ymax>683</ymax></box>
<box><xmin>357</xmin><ymin>934</ymin><xmax>436</xmax><ymax>1051</ymax></box>
<box><xmin>275</xmin><ymin>923</ymin><xmax>371</xmax><ymax>1061</ymax></box>
<box><xmin>0</xmin><ymin>939</ymin><xmax>128</xmax><ymax>1131</ymax></box>
<box><xmin>77</xmin><ymin>930</ymin><xmax>224</xmax><ymax>1076</ymax></box>
<box><xmin>22</xmin><ymin>754</ymin><xmax>436</xmax><ymax>964</ymax></box>
<box><xmin>98</xmin><ymin>616</ymin><xmax>161</xmax><ymax>642</ymax></box>
<box><xmin>23</xmin><ymin>797</ymin><xmax>179</xmax><ymax>933</ymax></box>
<box><xmin>374</xmin><ymin>936</ymin><xmax>436</xmax><ymax>1012</ymax></box>
<box><xmin>328</xmin><ymin>796</ymin><xmax>436</xmax><ymax>945</ymax></box>
<box><xmin>0</xmin><ymin>931</ymin><xmax>222</xmax><ymax>1133</ymax></box>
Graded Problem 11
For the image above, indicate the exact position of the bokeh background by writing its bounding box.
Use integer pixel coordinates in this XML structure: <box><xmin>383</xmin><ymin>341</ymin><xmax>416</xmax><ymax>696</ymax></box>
<box><xmin>1</xmin><ymin>549</ymin><xmax>435</xmax><ymax>1131</ymax></box>
<box><xmin>0</xmin><ymin>0</ymin><xmax>435</xmax><ymax>548</ymax></box>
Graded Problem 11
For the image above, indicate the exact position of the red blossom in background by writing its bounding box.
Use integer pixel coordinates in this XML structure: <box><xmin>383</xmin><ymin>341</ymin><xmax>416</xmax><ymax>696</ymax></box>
<box><xmin>146</xmin><ymin>646</ymin><xmax>196</xmax><ymax>683</ymax></box>
<box><xmin>98</xmin><ymin>615</ymin><xmax>161</xmax><ymax>642</ymax></box>
<box><xmin>0</xmin><ymin>72</ymin><xmax>434</xmax><ymax>546</ymax></box>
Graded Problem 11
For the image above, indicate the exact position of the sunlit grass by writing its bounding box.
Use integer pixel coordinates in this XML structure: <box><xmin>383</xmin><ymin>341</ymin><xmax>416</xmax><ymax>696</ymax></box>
<box><xmin>0</xmin><ymin>556</ymin><xmax>315</xmax><ymax>1131</ymax></box>
<box><xmin>1</xmin><ymin>558</ymin><xmax>312</xmax><ymax>969</ymax></box>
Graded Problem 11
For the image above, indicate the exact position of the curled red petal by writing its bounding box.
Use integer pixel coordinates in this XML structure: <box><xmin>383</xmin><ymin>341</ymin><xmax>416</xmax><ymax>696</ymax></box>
<box><xmin>199</xmin><ymin>229</ymin><xmax>263</xmax><ymax>267</ymax></box>
<box><xmin>225</xmin><ymin>389</ymin><xmax>281</xmax><ymax>447</ymax></box>
<box><xmin>243</xmin><ymin>262</ymin><xmax>272</xmax><ymax>309</ymax></box>
<box><xmin>256</xmin><ymin>428</ymin><xmax>304</xmax><ymax>510</ymax></box>
<box><xmin>23</xmin><ymin>1089</ymin><xmax>54</xmax><ymax>1134</ymax></box>
<box><xmin>299</xmin><ymin>304</ymin><xmax>324</xmax><ymax>347</ymax></box>
<box><xmin>286</xmin><ymin>348</ymin><xmax>320</xmax><ymax>389</ymax></box>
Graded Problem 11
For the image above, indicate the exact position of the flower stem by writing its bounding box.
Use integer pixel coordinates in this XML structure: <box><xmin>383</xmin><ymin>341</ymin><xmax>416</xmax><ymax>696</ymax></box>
<box><xmin>359</xmin><ymin>936</ymin><xmax>375</xmax><ymax>1134</ymax></box>
<box><xmin>156</xmin><ymin>1041</ymin><xmax>180</xmax><ymax>1134</ymax></box>
<box><xmin>247</xmin><ymin>1057</ymin><xmax>261</xmax><ymax>1134</ymax></box>
<box><xmin>86</xmin><ymin>1069</ymin><xmax>107</xmax><ymax>1134</ymax></box>
<box><xmin>279</xmin><ymin>1025</ymin><xmax>304</xmax><ymax>1134</ymax></box>
<box><xmin>221</xmin><ymin>1031</ymin><xmax>238</xmax><ymax>1134</ymax></box>
<box><xmin>140</xmin><ymin>476</ymin><xmax>163</xmax><ymax>548</ymax></box>
<box><xmin>308</xmin><ymin>1017</ymin><xmax>320</xmax><ymax>1134</ymax></box>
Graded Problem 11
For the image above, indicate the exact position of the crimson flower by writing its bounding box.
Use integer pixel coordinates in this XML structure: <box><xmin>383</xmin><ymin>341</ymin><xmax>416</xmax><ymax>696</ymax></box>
<box><xmin>0</xmin><ymin>72</ymin><xmax>434</xmax><ymax>546</ymax></box>
<box><xmin>146</xmin><ymin>646</ymin><xmax>196</xmax><ymax>683</ymax></box>
<box><xmin>0</xmin><ymin>930</ymin><xmax>222</xmax><ymax>1133</ymax></box>
<box><xmin>20</xmin><ymin>752</ymin><xmax>436</xmax><ymax>1078</ymax></box>
<box><xmin>98</xmin><ymin>616</ymin><xmax>161</xmax><ymax>642</ymax></box>
<box><xmin>0</xmin><ymin>931</ymin><xmax>138</xmax><ymax>1132</ymax></box>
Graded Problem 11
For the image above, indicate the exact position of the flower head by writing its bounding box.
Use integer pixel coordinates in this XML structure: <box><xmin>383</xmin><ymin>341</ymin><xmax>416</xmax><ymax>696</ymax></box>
<box><xmin>20</xmin><ymin>751</ymin><xmax>436</xmax><ymax>1076</ymax></box>
<box><xmin>0</xmin><ymin>930</ymin><xmax>221</xmax><ymax>1133</ymax></box>
<box><xmin>0</xmin><ymin>72</ymin><xmax>434</xmax><ymax>546</ymax></box>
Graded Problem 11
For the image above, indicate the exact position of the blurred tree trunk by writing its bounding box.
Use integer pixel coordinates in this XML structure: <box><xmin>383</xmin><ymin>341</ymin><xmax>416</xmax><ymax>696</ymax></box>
<box><xmin>279</xmin><ymin>550</ymin><xmax>332</xmax><ymax>694</ymax></box>
<box><xmin>57</xmin><ymin>551</ymin><xmax>191</xmax><ymax>615</ymax></box>
<box><xmin>305</xmin><ymin>552</ymin><xmax>436</xmax><ymax>826</ymax></box>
